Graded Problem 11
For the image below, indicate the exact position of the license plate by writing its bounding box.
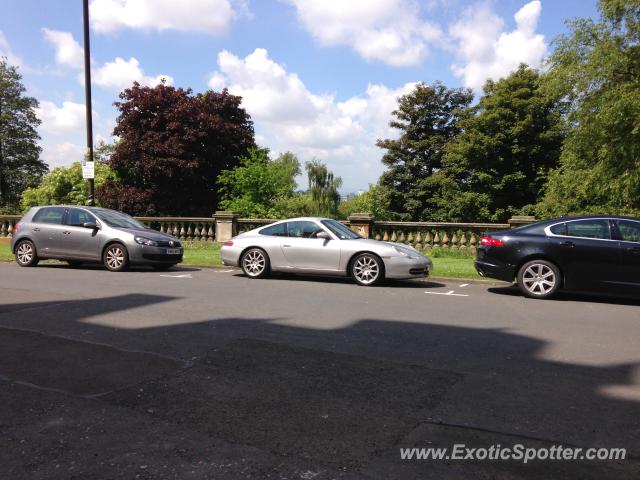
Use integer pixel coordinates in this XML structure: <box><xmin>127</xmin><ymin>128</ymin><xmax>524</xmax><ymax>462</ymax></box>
<box><xmin>166</xmin><ymin>248</ymin><xmax>180</xmax><ymax>255</ymax></box>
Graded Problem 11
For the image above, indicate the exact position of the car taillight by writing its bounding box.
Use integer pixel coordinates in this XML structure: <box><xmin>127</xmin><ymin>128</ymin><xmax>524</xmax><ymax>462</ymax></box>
<box><xmin>13</xmin><ymin>223</ymin><xmax>19</xmax><ymax>234</ymax></box>
<box><xmin>481</xmin><ymin>236</ymin><xmax>504</xmax><ymax>247</ymax></box>
<box><xmin>223</xmin><ymin>241</ymin><xmax>233</xmax><ymax>246</ymax></box>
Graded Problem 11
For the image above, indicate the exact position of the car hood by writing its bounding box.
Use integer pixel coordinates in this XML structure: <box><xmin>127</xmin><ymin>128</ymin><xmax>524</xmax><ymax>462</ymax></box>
<box><xmin>349</xmin><ymin>238</ymin><xmax>424</xmax><ymax>254</ymax></box>
<box><xmin>114</xmin><ymin>227</ymin><xmax>179</xmax><ymax>242</ymax></box>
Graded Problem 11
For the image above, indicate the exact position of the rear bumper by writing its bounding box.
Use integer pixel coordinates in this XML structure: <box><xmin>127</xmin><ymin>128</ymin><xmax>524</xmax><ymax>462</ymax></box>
<box><xmin>221</xmin><ymin>245</ymin><xmax>242</xmax><ymax>267</ymax></box>
<box><xmin>475</xmin><ymin>259</ymin><xmax>515</xmax><ymax>282</ymax></box>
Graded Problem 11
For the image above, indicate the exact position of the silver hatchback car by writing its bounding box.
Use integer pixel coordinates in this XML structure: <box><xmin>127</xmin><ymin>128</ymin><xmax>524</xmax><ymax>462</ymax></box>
<box><xmin>11</xmin><ymin>206</ymin><xmax>183</xmax><ymax>271</ymax></box>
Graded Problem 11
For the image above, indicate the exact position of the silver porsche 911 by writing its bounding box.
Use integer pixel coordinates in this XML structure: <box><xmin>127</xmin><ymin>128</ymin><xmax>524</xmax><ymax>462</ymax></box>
<box><xmin>220</xmin><ymin>217</ymin><xmax>432</xmax><ymax>286</ymax></box>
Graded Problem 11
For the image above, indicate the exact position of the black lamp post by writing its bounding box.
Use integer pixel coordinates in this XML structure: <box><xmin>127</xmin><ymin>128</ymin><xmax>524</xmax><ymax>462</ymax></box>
<box><xmin>82</xmin><ymin>0</ymin><xmax>95</xmax><ymax>206</ymax></box>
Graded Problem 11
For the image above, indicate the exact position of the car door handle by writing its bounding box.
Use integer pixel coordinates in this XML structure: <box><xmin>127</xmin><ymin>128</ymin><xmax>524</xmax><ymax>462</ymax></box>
<box><xmin>560</xmin><ymin>241</ymin><xmax>575</xmax><ymax>247</ymax></box>
<box><xmin>282</xmin><ymin>244</ymin><xmax>292</xmax><ymax>247</ymax></box>
<box><xmin>33</xmin><ymin>227</ymin><xmax>40</xmax><ymax>232</ymax></box>
<box><xmin>62</xmin><ymin>231</ymin><xmax>71</xmax><ymax>235</ymax></box>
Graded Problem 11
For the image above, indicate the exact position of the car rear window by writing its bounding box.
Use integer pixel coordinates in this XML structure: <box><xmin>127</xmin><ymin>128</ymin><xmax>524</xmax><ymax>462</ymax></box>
<box><xmin>549</xmin><ymin>223</ymin><xmax>567</xmax><ymax>236</ymax></box>
<box><xmin>565</xmin><ymin>219</ymin><xmax>610</xmax><ymax>240</ymax></box>
<box><xmin>260</xmin><ymin>223</ymin><xmax>287</xmax><ymax>236</ymax></box>
<box><xmin>33</xmin><ymin>207</ymin><xmax>65</xmax><ymax>225</ymax></box>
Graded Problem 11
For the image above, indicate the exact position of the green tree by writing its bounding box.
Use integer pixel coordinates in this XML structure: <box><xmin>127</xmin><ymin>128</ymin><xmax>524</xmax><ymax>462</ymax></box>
<box><xmin>537</xmin><ymin>0</ymin><xmax>640</xmax><ymax>217</ymax></box>
<box><xmin>218</xmin><ymin>148</ymin><xmax>301</xmax><ymax>218</ymax></box>
<box><xmin>0</xmin><ymin>58</ymin><xmax>47</xmax><ymax>212</ymax></box>
<box><xmin>97</xmin><ymin>82</ymin><xmax>255</xmax><ymax>216</ymax></box>
<box><xmin>338</xmin><ymin>184</ymin><xmax>393</xmax><ymax>220</ymax></box>
<box><xmin>377</xmin><ymin>82</ymin><xmax>473</xmax><ymax>220</ymax></box>
<box><xmin>441</xmin><ymin>65</ymin><xmax>565</xmax><ymax>222</ymax></box>
<box><xmin>305</xmin><ymin>160</ymin><xmax>342</xmax><ymax>217</ymax></box>
<box><xmin>20</xmin><ymin>142</ymin><xmax>117</xmax><ymax>210</ymax></box>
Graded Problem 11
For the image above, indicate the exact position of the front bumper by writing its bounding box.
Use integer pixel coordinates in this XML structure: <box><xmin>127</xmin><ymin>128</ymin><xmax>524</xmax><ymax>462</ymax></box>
<box><xmin>384</xmin><ymin>256</ymin><xmax>432</xmax><ymax>279</ymax></box>
<box><xmin>129</xmin><ymin>245</ymin><xmax>184</xmax><ymax>265</ymax></box>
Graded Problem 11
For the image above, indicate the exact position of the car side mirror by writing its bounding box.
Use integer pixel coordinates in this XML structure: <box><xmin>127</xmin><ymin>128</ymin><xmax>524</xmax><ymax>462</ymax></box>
<box><xmin>83</xmin><ymin>221</ymin><xmax>99</xmax><ymax>230</ymax></box>
<box><xmin>316</xmin><ymin>231</ymin><xmax>330</xmax><ymax>240</ymax></box>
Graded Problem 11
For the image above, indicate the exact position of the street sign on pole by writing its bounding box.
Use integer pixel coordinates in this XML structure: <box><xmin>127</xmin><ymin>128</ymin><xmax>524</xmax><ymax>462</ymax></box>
<box><xmin>82</xmin><ymin>162</ymin><xmax>95</xmax><ymax>179</ymax></box>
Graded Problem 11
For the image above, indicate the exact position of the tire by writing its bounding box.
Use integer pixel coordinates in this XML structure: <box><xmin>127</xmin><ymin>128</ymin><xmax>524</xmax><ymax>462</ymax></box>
<box><xmin>517</xmin><ymin>259</ymin><xmax>561</xmax><ymax>299</ymax></box>
<box><xmin>351</xmin><ymin>253</ymin><xmax>384</xmax><ymax>286</ymax></box>
<box><xmin>152</xmin><ymin>264</ymin><xmax>176</xmax><ymax>271</ymax></box>
<box><xmin>240</xmin><ymin>248</ymin><xmax>270</xmax><ymax>279</ymax></box>
<box><xmin>103</xmin><ymin>243</ymin><xmax>129</xmax><ymax>272</ymax></box>
<box><xmin>15</xmin><ymin>240</ymin><xmax>39</xmax><ymax>267</ymax></box>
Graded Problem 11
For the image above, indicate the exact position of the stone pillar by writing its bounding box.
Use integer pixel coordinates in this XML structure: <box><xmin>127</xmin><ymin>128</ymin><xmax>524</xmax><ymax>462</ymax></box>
<box><xmin>508</xmin><ymin>215</ymin><xmax>536</xmax><ymax>229</ymax></box>
<box><xmin>213</xmin><ymin>211</ymin><xmax>239</xmax><ymax>242</ymax></box>
<box><xmin>348</xmin><ymin>213</ymin><xmax>374</xmax><ymax>239</ymax></box>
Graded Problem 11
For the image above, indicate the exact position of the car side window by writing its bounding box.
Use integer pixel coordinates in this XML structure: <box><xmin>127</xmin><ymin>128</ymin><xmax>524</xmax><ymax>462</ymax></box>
<box><xmin>66</xmin><ymin>208</ymin><xmax>96</xmax><ymax>227</ymax></box>
<box><xmin>260</xmin><ymin>223</ymin><xmax>287</xmax><ymax>236</ymax></box>
<box><xmin>565</xmin><ymin>220</ymin><xmax>611</xmax><ymax>240</ymax></box>
<box><xmin>32</xmin><ymin>207</ymin><xmax>65</xmax><ymax>225</ymax></box>
<box><xmin>617</xmin><ymin>220</ymin><xmax>640</xmax><ymax>243</ymax></box>
<box><xmin>549</xmin><ymin>223</ymin><xmax>567</xmax><ymax>236</ymax></box>
<box><xmin>287</xmin><ymin>221</ymin><xmax>323</xmax><ymax>238</ymax></box>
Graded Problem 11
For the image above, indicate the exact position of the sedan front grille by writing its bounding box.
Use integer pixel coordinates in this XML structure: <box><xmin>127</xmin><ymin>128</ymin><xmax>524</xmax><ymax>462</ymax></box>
<box><xmin>156</xmin><ymin>240</ymin><xmax>181</xmax><ymax>248</ymax></box>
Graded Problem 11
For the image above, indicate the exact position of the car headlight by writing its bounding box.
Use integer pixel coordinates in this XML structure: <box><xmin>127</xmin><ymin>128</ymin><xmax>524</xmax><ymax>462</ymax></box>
<box><xmin>134</xmin><ymin>236</ymin><xmax>159</xmax><ymax>246</ymax></box>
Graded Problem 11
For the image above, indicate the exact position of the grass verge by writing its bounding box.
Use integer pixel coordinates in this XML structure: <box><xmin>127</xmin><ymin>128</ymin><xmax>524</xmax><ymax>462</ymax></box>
<box><xmin>1</xmin><ymin>240</ymin><xmax>480</xmax><ymax>279</ymax></box>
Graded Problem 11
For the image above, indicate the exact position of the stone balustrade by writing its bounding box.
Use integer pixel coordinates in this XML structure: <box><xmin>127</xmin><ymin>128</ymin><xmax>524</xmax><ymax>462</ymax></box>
<box><xmin>0</xmin><ymin>215</ymin><xmax>21</xmax><ymax>239</ymax></box>
<box><xmin>370</xmin><ymin>221</ymin><xmax>510</xmax><ymax>253</ymax></box>
<box><xmin>135</xmin><ymin>217</ymin><xmax>217</xmax><ymax>242</ymax></box>
<box><xmin>1</xmin><ymin>212</ymin><xmax>533</xmax><ymax>249</ymax></box>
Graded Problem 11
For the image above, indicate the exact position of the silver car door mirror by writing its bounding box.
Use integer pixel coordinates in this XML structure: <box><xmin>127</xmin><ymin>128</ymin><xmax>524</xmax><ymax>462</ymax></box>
<box><xmin>316</xmin><ymin>231</ymin><xmax>330</xmax><ymax>240</ymax></box>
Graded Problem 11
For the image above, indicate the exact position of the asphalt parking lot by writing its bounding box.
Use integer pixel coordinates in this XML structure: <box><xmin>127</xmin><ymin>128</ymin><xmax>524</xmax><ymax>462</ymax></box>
<box><xmin>0</xmin><ymin>262</ymin><xmax>639</xmax><ymax>479</ymax></box>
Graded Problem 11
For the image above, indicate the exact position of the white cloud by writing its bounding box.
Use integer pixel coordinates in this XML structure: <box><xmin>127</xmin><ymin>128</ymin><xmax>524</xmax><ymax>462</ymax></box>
<box><xmin>450</xmin><ymin>0</ymin><xmax>547</xmax><ymax>91</ymax></box>
<box><xmin>40</xmin><ymin>142</ymin><xmax>86</xmax><ymax>169</ymax></box>
<box><xmin>42</xmin><ymin>28</ymin><xmax>84</xmax><ymax>69</ymax></box>
<box><xmin>285</xmin><ymin>0</ymin><xmax>441</xmax><ymax>67</ymax></box>
<box><xmin>208</xmin><ymin>48</ymin><xmax>414</xmax><ymax>190</ymax></box>
<box><xmin>36</xmin><ymin>101</ymin><xmax>88</xmax><ymax>135</ymax></box>
<box><xmin>89</xmin><ymin>57</ymin><xmax>173</xmax><ymax>92</ymax></box>
<box><xmin>0</xmin><ymin>30</ymin><xmax>25</xmax><ymax>68</ymax></box>
<box><xmin>89</xmin><ymin>0</ymin><xmax>236</xmax><ymax>34</ymax></box>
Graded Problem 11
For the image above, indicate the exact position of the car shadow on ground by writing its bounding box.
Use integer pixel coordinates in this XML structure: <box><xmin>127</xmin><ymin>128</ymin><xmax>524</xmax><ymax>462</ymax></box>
<box><xmin>36</xmin><ymin>263</ymin><xmax>202</xmax><ymax>273</ymax></box>
<box><xmin>488</xmin><ymin>285</ymin><xmax>640</xmax><ymax>307</ymax></box>
<box><xmin>231</xmin><ymin>272</ymin><xmax>445</xmax><ymax>289</ymax></box>
<box><xmin>0</xmin><ymin>294</ymin><xmax>638</xmax><ymax>479</ymax></box>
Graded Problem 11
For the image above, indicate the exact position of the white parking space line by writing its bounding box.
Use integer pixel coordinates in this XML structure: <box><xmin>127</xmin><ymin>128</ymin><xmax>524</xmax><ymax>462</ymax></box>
<box><xmin>459</xmin><ymin>283</ymin><xmax>469</xmax><ymax>288</ymax></box>
<box><xmin>159</xmin><ymin>274</ymin><xmax>193</xmax><ymax>278</ymax></box>
<box><xmin>215</xmin><ymin>269</ymin><xmax>235</xmax><ymax>273</ymax></box>
<box><xmin>424</xmin><ymin>290</ymin><xmax>469</xmax><ymax>297</ymax></box>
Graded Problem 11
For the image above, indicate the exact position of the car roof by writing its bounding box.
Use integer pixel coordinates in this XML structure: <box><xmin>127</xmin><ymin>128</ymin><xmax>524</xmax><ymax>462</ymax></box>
<box><xmin>271</xmin><ymin>217</ymin><xmax>333</xmax><ymax>223</ymax></box>
<box><xmin>540</xmin><ymin>214</ymin><xmax>640</xmax><ymax>225</ymax></box>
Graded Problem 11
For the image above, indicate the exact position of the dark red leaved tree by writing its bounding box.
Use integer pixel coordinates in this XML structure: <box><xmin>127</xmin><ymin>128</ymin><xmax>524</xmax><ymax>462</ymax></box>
<box><xmin>97</xmin><ymin>81</ymin><xmax>255</xmax><ymax>216</ymax></box>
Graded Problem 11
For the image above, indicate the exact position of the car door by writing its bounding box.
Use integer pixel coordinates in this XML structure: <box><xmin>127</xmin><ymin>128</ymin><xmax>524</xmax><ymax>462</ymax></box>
<box><xmin>31</xmin><ymin>207</ymin><xmax>68</xmax><ymax>257</ymax></box>
<box><xmin>280</xmin><ymin>220</ymin><xmax>341</xmax><ymax>272</ymax></box>
<box><xmin>612</xmin><ymin>219</ymin><xmax>640</xmax><ymax>294</ymax></box>
<box><xmin>62</xmin><ymin>208</ymin><xmax>103</xmax><ymax>260</ymax></box>
<box><xmin>547</xmin><ymin>219</ymin><xmax>620</xmax><ymax>292</ymax></box>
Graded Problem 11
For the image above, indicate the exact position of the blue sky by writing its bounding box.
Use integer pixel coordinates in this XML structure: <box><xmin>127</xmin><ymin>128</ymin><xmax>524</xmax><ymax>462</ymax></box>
<box><xmin>1</xmin><ymin>0</ymin><xmax>598</xmax><ymax>192</ymax></box>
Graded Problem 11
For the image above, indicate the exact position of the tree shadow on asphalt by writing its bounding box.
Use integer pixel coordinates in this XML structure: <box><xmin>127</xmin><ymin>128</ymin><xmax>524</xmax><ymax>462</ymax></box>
<box><xmin>488</xmin><ymin>284</ymin><xmax>640</xmax><ymax>307</ymax></box>
<box><xmin>0</xmin><ymin>293</ymin><xmax>638</xmax><ymax>479</ymax></box>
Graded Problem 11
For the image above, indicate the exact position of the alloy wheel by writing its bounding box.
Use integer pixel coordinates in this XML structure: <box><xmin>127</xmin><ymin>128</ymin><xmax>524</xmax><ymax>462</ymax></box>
<box><xmin>243</xmin><ymin>250</ymin><xmax>266</xmax><ymax>277</ymax></box>
<box><xmin>353</xmin><ymin>255</ymin><xmax>380</xmax><ymax>285</ymax></box>
<box><xmin>106</xmin><ymin>246</ymin><xmax>125</xmax><ymax>270</ymax></box>
<box><xmin>522</xmin><ymin>263</ymin><xmax>556</xmax><ymax>296</ymax></box>
<box><xmin>16</xmin><ymin>242</ymin><xmax>34</xmax><ymax>265</ymax></box>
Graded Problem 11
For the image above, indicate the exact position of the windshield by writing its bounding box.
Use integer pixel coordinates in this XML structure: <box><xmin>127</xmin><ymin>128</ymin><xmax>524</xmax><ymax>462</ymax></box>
<box><xmin>91</xmin><ymin>208</ymin><xmax>146</xmax><ymax>230</ymax></box>
<box><xmin>321</xmin><ymin>219</ymin><xmax>362</xmax><ymax>239</ymax></box>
